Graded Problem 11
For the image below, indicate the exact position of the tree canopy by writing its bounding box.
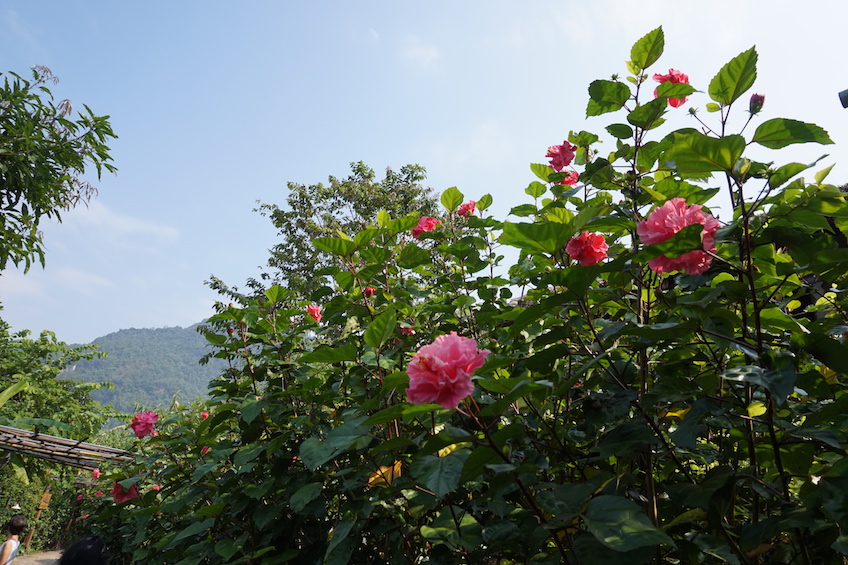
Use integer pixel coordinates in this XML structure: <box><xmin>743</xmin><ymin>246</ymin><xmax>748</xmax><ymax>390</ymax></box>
<box><xmin>0</xmin><ymin>65</ymin><xmax>117</xmax><ymax>271</ymax></box>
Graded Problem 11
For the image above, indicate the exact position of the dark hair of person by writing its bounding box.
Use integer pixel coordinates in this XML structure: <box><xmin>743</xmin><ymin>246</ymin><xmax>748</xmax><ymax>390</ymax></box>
<box><xmin>59</xmin><ymin>535</ymin><xmax>107</xmax><ymax>565</ymax></box>
<box><xmin>6</xmin><ymin>515</ymin><xmax>25</xmax><ymax>536</ymax></box>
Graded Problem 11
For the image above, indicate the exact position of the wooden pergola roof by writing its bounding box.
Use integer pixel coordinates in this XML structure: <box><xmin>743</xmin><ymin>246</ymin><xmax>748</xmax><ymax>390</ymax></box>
<box><xmin>0</xmin><ymin>425</ymin><xmax>133</xmax><ymax>470</ymax></box>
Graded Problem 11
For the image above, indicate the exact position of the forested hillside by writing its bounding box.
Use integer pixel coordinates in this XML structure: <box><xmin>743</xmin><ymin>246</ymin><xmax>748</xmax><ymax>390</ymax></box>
<box><xmin>66</xmin><ymin>324</ymin><xmax>226</xmax><ymax>413</ymax></box>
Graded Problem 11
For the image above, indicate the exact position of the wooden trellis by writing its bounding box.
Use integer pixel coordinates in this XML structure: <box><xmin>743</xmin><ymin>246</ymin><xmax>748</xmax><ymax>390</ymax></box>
<box><xmin>0</xmin><ymin>425</ymin><xmax>133</xmax><ymax>470</ymax></box>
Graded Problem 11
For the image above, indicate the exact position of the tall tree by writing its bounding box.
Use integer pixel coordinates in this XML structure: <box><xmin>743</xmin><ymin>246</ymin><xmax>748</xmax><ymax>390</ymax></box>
<box><xmin>0</xmin><ymin>66</ymin><xmax>117</xmax><ymax>271</ymax></box>
<box><xmin>211</xmin><ymin>161</ymin><xmax>439</xmax><ymax>302</ymax></box>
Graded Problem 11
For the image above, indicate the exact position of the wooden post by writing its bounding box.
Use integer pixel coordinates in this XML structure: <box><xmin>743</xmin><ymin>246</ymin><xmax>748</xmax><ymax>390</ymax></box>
<box><xmin>22</xmin><ymin>485</ymin><xmax>50</xmax><ymax>550</ymax></box>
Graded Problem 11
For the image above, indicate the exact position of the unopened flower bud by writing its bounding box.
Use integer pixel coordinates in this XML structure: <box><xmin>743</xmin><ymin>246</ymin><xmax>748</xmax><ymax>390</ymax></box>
<box><xmin>749</xmin><ymin>93</ymin><xmax>765</xmax><ymax>114</ymax></box>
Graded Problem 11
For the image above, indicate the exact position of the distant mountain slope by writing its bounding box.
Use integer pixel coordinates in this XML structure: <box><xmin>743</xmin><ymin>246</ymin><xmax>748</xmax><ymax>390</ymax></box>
<box><xmin>66</xmin><ymin>324</ymin><xmax>226</xmax><ymax>414</ymax></box>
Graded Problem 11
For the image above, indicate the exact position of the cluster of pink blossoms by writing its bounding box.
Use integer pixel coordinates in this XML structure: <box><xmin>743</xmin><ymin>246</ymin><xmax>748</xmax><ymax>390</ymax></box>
<box><xmin>130</xmin><ymin>411</ymin><xmax>158</xmax><ymax>439</ymax></box>
<box><xmin>406</xmin><ymin>332</ymin><xmax>490</xmax><ymax>409</ymax></box>
<box><xmin>637</xmin><ymin>198</ymin><xmax>720</xmax><ymax>275</ymax></box>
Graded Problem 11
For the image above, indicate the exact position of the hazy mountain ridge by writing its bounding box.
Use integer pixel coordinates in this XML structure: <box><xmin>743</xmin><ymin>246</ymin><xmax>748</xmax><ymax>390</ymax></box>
<box><xmin>67</xmin><ymin>323</ymin><xmax>227</xmax><ymax>414</ymax></box>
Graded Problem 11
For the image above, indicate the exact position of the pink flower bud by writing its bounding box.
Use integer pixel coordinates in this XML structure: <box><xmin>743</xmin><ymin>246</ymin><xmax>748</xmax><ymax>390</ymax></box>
<box><xmin>363</xmin><ymin>286</ymin><xmax>376</xmax><ymax>298</ymax></box>
<box><xmin>749</xmin><ymin>93</ymin><xmax>765</xmax><ymax>114</ymax></box>
<box><xmin>201</xmin><ymin>411</ymin><xmax>209</xmax><ymax>420</ymax></box>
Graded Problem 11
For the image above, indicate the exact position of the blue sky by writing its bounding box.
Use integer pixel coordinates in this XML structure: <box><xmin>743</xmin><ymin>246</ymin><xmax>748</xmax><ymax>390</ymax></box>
<box><xmin>0</xmin><ymin>1</ymin><xmax>846</xmax><ymax>344</ymax></box>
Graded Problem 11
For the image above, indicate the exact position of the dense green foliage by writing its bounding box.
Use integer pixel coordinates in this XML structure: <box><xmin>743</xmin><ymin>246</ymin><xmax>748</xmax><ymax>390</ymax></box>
<box><xmin>70</xmin><ymin>325</ymin><xmax>226</xmax><ymax>414</ymax></box>
<box><xmin>0</xmin><ymin>65</ymin><xmax>116</xmax><ymax>271</ymax></box>
<box><xmin>82</xmin><ymin>29</ymin><xmax>848</xmax><ymax>564</ymax></box>
<box><xmin>0</xmin><ymin>64</ymin><xmax>117</xmax><ymax>554</ymax></box>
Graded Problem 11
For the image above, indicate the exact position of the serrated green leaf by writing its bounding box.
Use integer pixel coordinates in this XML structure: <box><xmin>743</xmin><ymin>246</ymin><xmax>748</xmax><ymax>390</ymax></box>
<box><xmin>411</xmin><ymin>450</ymin><xmax>469</xmax><ymax>497</ymax></box>
<box><xmin>665</xmin><ymin>131</ymin><xmax>745</xmax><ymax>173</ymax></box>
<box><xmin>630</xmin><ymin>27</ymin><xmax>664</xmax><ymax>71</ymax></box>
<box><xmin>477</xmin><ymin>193</ymin><xmax>493</xmax><ymax>210</ymax></box>
<box><xmin>525</xmin><ymin>181</ymin><xmax>547</xmax><ymax>198</ymax></box>
<box><xmin>627</xmin><ymin>97</ymin><xmax>667</xmax><ymax>129</ymax></box>
<box><xmin>440</xmin><ymin>186</ymin><xmax>463</xmax><ymax>212</ymax></box>
<box><xmin>299</xmin><ymin>344</ymin><xmax>358</xmax><ymax>363</ymax></box>
<box><xmin>312</xmin><ymin>237</ymin><xmax>356</xmax><ymax>258</ymax></box>
<box><xmin>708</xmin><ymin>47</ymin><xmax>757</xmax><ymax>106</ymax></box>
<box><xmin>376</xmin><ymin>209</ymin><xmax>390</xmax><ymax>227</ymax></box>
<box><xmin>499</xmin><ymin>221</ymin><xmax>570</xmax><ymax>255</ymax></box>
<box><xmin>587</xmin><ymin>80</ymin><xmax>632</xmax><ymax>117</ymax></box>
<box><xmin>530</xmin><ymin>162</ymin><xmax>553</xmax><ymax>182</ymax></box>
<box><xmin>752</xmin><ymin>118</ymin><xmax>834</xmax><ymax>149</ymax></box>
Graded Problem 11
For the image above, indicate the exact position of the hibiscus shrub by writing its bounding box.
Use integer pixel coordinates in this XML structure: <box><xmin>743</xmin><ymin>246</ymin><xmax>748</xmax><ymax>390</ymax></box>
<box><xmin>84</xmin><ymin>27</ymin><xmax>848</xmax><ymax>564</ymax></box>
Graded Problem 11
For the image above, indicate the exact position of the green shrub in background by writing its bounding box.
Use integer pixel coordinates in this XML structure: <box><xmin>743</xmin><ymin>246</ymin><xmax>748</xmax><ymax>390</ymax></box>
<box><xmin>82</xmin><ymin>28</ymin><xmax>848</xmax><ymax>564</ymax></box>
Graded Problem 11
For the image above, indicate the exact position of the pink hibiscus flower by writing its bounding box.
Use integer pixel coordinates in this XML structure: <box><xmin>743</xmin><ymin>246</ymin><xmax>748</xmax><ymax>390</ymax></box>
<box><xmin>566</xmin><ymin>232</ymin><xmax>608</xmax><ymax>266</ymax></box>
<box><xmin>637</xmin><ymin>198</ymin><xmax>720</xmax><ymax>275</ymax></box>
<box><xmin>112</xmin><ymin>482</ymin><xmax>140</xmax><ymax>504</ymax></box>
<box><xmin>411</xmin><ymin>217</ymin><xmax>442</xmax><ymax>239</ymax></box>
<box><xmin>130</xmin><ymin>411</ymin><xmax>158</xmax><ymax>439</ymax></box>
<box><xmin>406</xmin><ymin>332</ymin><xmax>490</xmax><ymax>409</ymax></box>
<box><xmin>653</xmin><ymin>68</ymin><xmax>690</xmax><ymax>108</ymax></box>
<box><xmin>546</xmin><ymin>141</ymin><xmax>577</xmax><ymax>172</ymax></box>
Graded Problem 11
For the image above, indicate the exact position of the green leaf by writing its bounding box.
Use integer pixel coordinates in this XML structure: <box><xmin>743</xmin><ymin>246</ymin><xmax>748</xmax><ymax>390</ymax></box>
<box><xmin>629</xmin><ymin>27</ymin><xmax>664</xmax><ymax>71</ymax></box>
<box><xmin>627</xmin><ymin>97</ymin><xmax>667</xmax><ymax>130</ymax></box>
<box><xmin>299</xmin><ymin>344</ymin><xmax>358</xmax><ymax>363</ymax></box>
<box><xmin>606</xmin><ymin>123</ymin><xmax>633</xmax><ymax>139</ymax></box>
<box><xmin>264</xmin><ymin>285</ymin><xmax>289</xmax><ymax>304</ymax></box>
<box><xmin>499</xmin><ymin>221</ymin><xmax>571</xmax><ymax>255</ymax></box>
<box><xmin>290</xmin><ymin>482</ymin><xmax>322</xmax><ymax>512</ymax></box>
<box><xmin>584</xmin><ymin>495</ymin><xmax>673</xmax><ymax>551</ymax></box>
<box><xmin>656</xmin><ymin>81</ymin><xmax>696</xmax><ymax>100</ymax></box>
<box><xmin>440</xmin><ymin>186</ymin><xmax>464</xmax><ymax>212</ymax></box>
<box><xmin>705</xmin><ymin>102</ymin><xmax>721</xmax><ymax>112</ymax></box>
<box><xmin>665</xmin><ymin>131</ymin><xmax>746</xmax><ymax>174</ymax></box>
<box><xmin>376</xmin><ymin>209</ymin><xmax>390</xmax><ymax>227</ymax></box>
<box><xmin>525</xmin><ymin>181</ymin><xmax>547</xmax><ymax>198</ymax></box>
<box><xmin>324</xmin><ymin>516</ymin><xmax>356</xmax><ymax>563</ymax></box>
<box><xmin>411</xmin><ymin>450</ymin><xmax>469</xmax><ymax>497</ymax></box>
<box><xmin>530</xmin><ymin>163</ymin><xmax>553</xmax><ymax>182</ymax></box>
<box><xmin>0</xmin><ymin>379</ymin><xmax>27</xmax><ymax>409</ymax></box>
<box><xmin>312</xmin><ymin>237</ymin><xmax>356</xmax><ymax>258</ymax></box>
<box><xmin>587</xmin><ymin>80</ymin><xmax>632</xmax><ymax>117</ymax></box>
<box><xmin>214</xmin><ymin>538</ymin><xmax>243</xmax><ymax>560</ymax></box>
<box><xmin>708</xmin><ymin>47</ymin><xmax>758</xmax><ymax>106</ymax></box>
<box><xmin>172</xmin><ymin>518</ymin><xmax>215</xmax><ymax>543</ymax></box>
<box><xmin>752</xmin><ymin>118</ymin><xmax>834</xmax><ymax>149</ymax></box>
<box><xmin>299</xmin><ymin>437</ymin><xmax>334</xmax><ymax>470</ymax></box>
<box><xmin>363</xmin><ymin>307</ymin><xmax>397</xmax><ymax>349</ymax></box>
<box><xmin>477</xmin><ymin>193</ymin><xmax>493</xmax><ymax>210</ymax></box>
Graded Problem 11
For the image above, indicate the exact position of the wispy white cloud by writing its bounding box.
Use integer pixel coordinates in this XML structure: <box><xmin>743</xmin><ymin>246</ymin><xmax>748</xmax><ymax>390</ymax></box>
<box><xmin>429</xmin><ymin>122</ymin><xmax>516</xmax><ymax>177</ymax></box>
<box><xmin>0</xmin><ymin>8</ymin><xmax>40</xmax><ymax>51</ymax></box>
<box><xmin>368</xmin><ymin>28</ymin><xmax>379</xmax><ymax>42</ymax></box>
<box><xmin>68</xmin><ymin>201</ymin><xmax>179</xmax><ymax>243</ymax></box>
<box><xmin>401</xmin><ymin>35</ymin><xmax>440</xmax><ymax>68</ymax></box>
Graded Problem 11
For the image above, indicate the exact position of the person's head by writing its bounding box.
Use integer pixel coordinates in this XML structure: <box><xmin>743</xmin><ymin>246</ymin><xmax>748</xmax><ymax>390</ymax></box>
<box><xmin>6</xmin><ymin>515</ymin><xmax>25</xmax><ymax>536</ymax></box>
<box><xmin>59</xmin><ymin>535</ymin><xmax>107</xmax><ymax>565</ymax></box>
